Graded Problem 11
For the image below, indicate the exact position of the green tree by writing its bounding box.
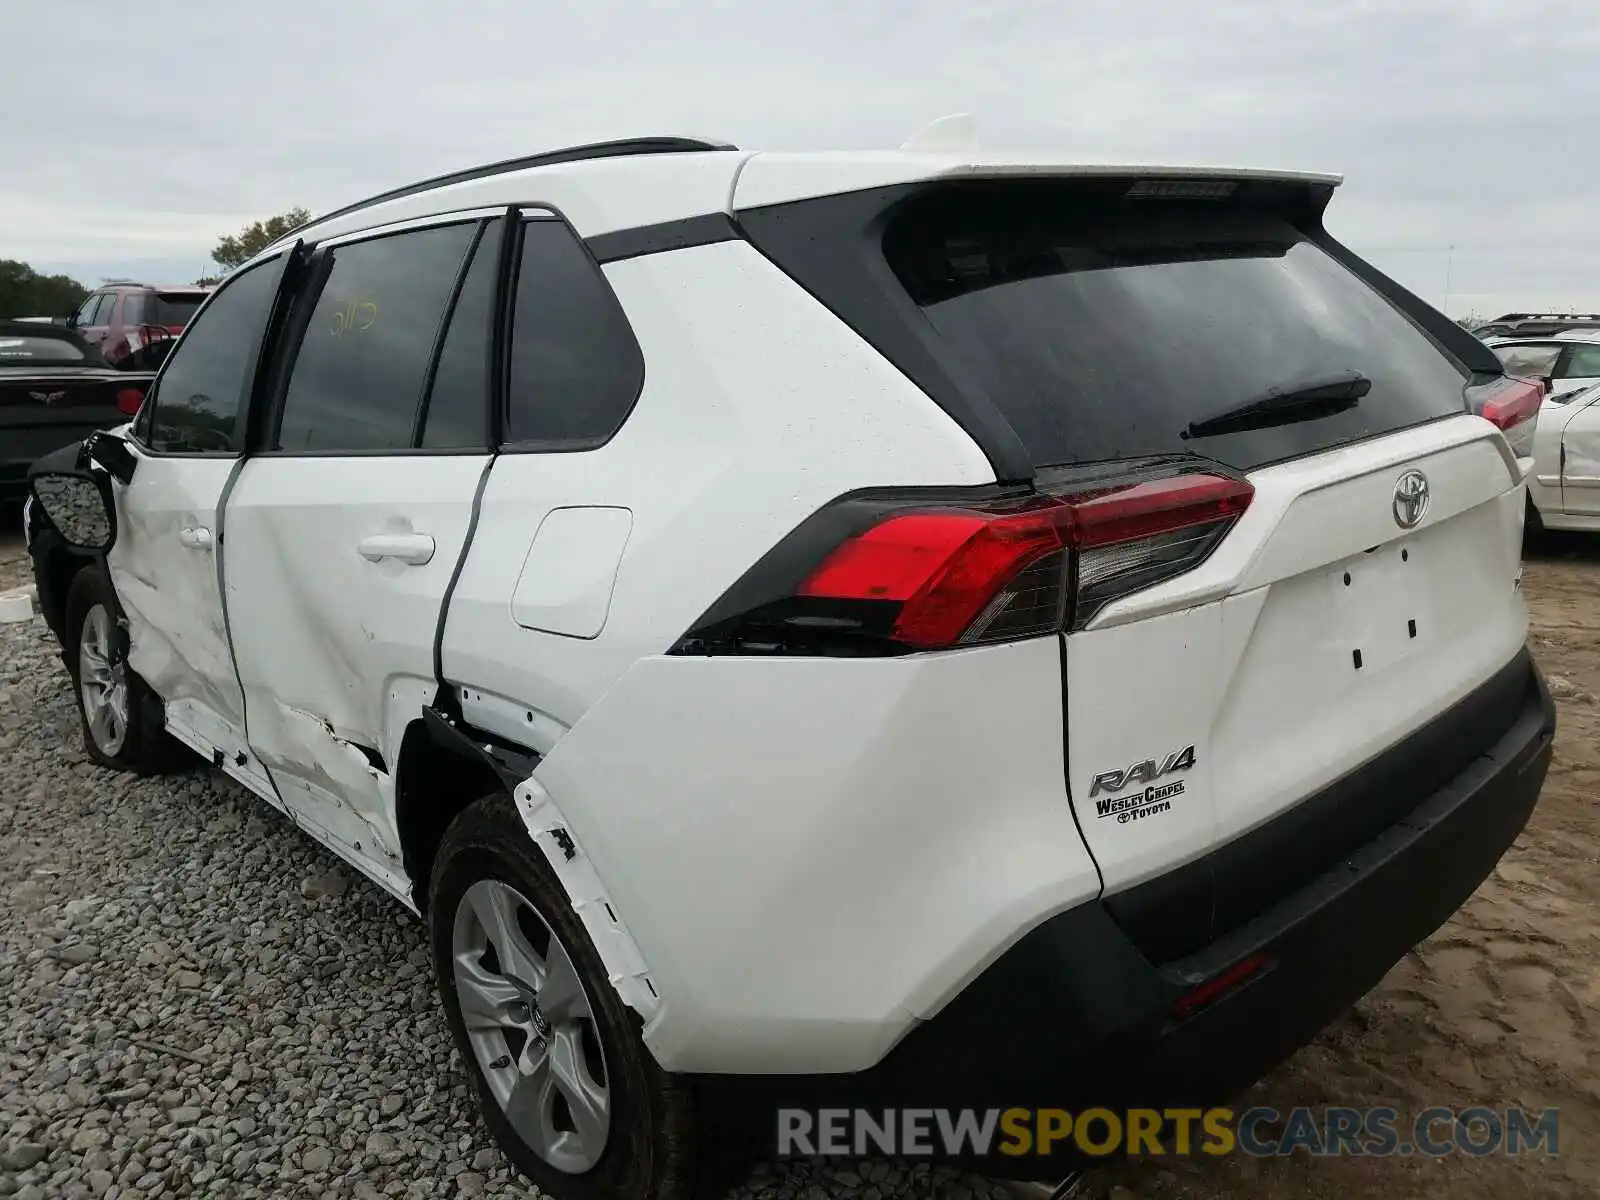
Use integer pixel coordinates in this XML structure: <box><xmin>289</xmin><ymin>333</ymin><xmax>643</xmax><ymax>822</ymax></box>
<box><xmin>0</xmin><ymin>259</ymin><xmax>89</xmax><ymax>319</ymax></box>
<box><xmin>210</xmin><ymin>207</ymin><xmax>313</xmax><ymax>272</ymax></box>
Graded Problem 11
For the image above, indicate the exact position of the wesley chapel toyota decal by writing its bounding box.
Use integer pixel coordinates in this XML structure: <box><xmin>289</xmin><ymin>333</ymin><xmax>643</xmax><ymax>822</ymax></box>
<box><xmin>1089</xmin><ymin>745</ymin><xmax>1196</xmax><ymax>823</ymax></box>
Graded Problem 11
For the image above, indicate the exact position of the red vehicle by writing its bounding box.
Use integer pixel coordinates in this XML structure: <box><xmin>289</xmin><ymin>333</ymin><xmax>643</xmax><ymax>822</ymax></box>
<box><xmin>65</xmin><ymin>283</ymin><xmax>211</xmax><ymax>369</ymax></box>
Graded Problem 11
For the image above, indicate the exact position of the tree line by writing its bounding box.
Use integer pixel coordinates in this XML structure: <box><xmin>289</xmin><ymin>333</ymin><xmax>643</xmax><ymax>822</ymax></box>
<box><xmin>0</xmin><ymin>208</ymin><xmax>311</xmax><ymax>319</ymax></box>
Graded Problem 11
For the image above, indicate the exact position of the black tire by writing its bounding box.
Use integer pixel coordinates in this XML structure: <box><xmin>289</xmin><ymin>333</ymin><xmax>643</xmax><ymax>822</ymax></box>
<box><xmin>63</xmin><ymin>564</ymin><xmax>186</xmax><ymax>774</ymax></box>
<box><xmin>429</xmin><ymin>793</ymin><xmax>696</xmax><ymax>1200</ymax></box>
<box><xmin>1525</xmin><ymin>492</ymin><xmax>1546</xmax><ymax>538</ymax></box>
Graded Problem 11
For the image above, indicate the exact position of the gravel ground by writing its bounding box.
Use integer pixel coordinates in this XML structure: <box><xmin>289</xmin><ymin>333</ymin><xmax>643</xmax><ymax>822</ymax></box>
<box><xmin>0</xmin><ymin>540</ymin><xmax>1014</xmax><ymax>1200</ymax></box>
<box><xmin>1</xmin><ymin>516</ymin><xmax>1596</xmax><ymax>1200</ymax></box>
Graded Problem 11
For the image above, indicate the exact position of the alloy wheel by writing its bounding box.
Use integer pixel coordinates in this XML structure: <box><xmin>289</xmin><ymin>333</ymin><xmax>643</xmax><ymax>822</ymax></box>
<box><xmin>452</xmin><ymin>878</ymin><xmax>611</xmax><ymax>1173</ymax></box>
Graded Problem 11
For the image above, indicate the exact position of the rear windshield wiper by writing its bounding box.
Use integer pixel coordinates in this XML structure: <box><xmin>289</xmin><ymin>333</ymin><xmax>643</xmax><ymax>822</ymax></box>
<box><xmin>1183</xmin><ymin>371</ymin><xmax>1371</xmax><ymax>440</ymax></box>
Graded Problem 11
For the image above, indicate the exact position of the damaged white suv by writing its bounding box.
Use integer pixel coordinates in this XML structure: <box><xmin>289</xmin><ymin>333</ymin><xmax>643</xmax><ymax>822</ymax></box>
<box><xmin>26</xmin><ymin>135</ymin><xmax>1555</xmax><ymax>1197</ymax></box>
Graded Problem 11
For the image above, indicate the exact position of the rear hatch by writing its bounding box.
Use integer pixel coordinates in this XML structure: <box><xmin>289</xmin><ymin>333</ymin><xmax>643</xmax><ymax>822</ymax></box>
<box><xmin>737</xmin><ymin>170</ymin><xmax>1531</xmax><ymax>959</ymax></box>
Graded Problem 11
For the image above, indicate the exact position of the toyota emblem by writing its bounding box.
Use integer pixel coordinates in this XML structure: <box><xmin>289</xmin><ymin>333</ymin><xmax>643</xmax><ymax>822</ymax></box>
<box><xmin>1393</xmin><ymin>470</ymin><xmax>1430</xmax><ymax>529</ymax></box>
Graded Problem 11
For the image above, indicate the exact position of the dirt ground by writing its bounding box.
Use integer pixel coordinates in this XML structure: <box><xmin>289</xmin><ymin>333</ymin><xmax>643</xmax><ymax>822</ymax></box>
<box><xmin>0</xmin><ymin>512</ymin><xmax>1596</xmax><ymax>1199</ymax></box>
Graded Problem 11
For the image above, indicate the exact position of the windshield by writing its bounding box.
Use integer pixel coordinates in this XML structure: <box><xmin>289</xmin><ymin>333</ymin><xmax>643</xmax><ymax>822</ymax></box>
<box><xmin>881</xmin><ymin>184</ymin><xmax>1471</xmax><ymax>471</ymax></box>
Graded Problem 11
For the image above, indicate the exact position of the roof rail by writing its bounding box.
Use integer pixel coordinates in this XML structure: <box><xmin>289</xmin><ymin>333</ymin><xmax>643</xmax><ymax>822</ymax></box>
<box><xmin>1489</xmin><ymin>312</ymin><xmax>1600</xmax><ymax>322</ymax></box>
<box><xmin>278</xmin><ymin>136</ymin><xmax>739</xmax><ymax>248</ymax></box>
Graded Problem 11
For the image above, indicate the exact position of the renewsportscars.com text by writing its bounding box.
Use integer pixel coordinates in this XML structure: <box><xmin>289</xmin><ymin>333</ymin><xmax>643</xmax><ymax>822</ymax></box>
<box><xmin>777</xmin><ymin>1105</ymin><xmax>1559</xmax><ymax>1159</ymax></box>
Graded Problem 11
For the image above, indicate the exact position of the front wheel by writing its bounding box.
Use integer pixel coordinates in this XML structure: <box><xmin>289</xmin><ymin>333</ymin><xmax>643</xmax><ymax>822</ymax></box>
<box><xmin>64</xmin><ymin>565</ymin><xmax>185</xmax><ymax>773</ymax></box>
<box><xmin>429</xmin><ymin>794</ymin><xmax>696</xmax><ymax>1200</ymax></box>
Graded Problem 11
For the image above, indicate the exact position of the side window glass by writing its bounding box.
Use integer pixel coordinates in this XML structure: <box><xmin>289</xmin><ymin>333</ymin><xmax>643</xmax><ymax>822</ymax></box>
<box><xmin>1561</xmin><ymin>345</ymin><xmax>1600</xmax><ymax>378</ymax></box>
<box><xmin>121</xmin><ymin>293</ymin><xmax>147</xmax><ymax>325</ymax></box>
<box><xmin>276</xmin><ymin>223</ymin><xmax>477</xmax><ymax>452</ymax></box>
<box><xmin>81</xmin><ymin>294</ymin><xmax>107</xmax><ymax>325</ymax></box>
<box><xmin>504</xmin><ymin>217</ymin><xmax>644</xmax><ymax>447</ymax></box>
<box><xmin>146</xmin><ymin>260</ymin><xmax>281</xmax><ymax>454</ymax></box>
<box><xmin>419</xmin><ymin>220</ymin><xmax>499</xmax><ymax>449</ymax></box>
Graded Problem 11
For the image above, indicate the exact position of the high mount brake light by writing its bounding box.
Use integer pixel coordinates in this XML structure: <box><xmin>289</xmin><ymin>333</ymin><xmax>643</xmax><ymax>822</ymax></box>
<box><xmin>115</xmin><ymin>387</ymin><xmax>145</xmax><ymax>415</ymax></box>
<box><xmin>673</xmin><ymin>472</ymin><xmax>1253</xmax><ymax>656</ymax></box>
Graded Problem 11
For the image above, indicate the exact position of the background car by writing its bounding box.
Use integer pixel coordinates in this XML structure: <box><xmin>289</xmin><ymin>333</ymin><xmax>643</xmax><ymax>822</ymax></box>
<box><xmin>1483</xmin><ymin>329</ymin><xmax>1600</xmax><ymax>402</ymax></box>
<box><xmin>1472</xmin><ymin>312</ymin><xmax>1600</xmax><ymax>339</ymax></box>
<box><xmin>19</xmin><ymin>135</ymin><xmax>1554</xmax><ymax>1198</ymax></box>
<box><xmin>0</xmin><ymin>321</ymin><xmax>152</xmax><ymax>506</ymax></box>
<box><xmin>1524</xmin><ymin>380</ymin><xmax>1600</xmax><ymax>532</ymax></box>
<box><xmin>64</xmin><ymin>282</ymin><xmax>210</xmax><ymax>369</ymax></box>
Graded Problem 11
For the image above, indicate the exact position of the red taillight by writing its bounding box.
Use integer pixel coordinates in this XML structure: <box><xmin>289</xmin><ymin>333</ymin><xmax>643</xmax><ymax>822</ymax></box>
<box><xmin>1059</xmin><ymin>474</ymin><xmax>1255</xmax><ymax>547</ymax></box>
<box><xmin>115</xmin><ymin>387</ymin><xmax>145</xmax><ymax>415</ymax></box>
<box><xmin>794</xmin><ymin>472</ymin><xmax>1252</xmax><ymax>649</ymax></box>
<box><xmin>1170</xmin><ymin>952</ymin><xmax>1271</xmax><ymax>1021</ymax></box>
<box><xmin>1482</xmin><ymin>376</ymin><xmax>1543</xmax><ymax>432</ymax></box>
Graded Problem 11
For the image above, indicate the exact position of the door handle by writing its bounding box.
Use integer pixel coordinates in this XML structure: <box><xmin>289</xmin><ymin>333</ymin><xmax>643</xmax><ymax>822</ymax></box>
<box><xmin>357</xmin><ymin>532</ymin><xmax>435</xmax><ymax>565</ymax></box>
<box><xmin>178</xmin><ymin>526</ymin><xmax>214</xmax><ymax>550</ymax></box>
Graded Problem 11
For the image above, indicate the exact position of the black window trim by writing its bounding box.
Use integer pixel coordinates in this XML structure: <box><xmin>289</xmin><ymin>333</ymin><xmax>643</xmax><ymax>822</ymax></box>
<box><xmin>256</xmin><ymin>210</ymin><xmax>504</xmax><ymax>459</ymax></box>
<box><xmin>129</xmin><ymin>250</ymin><xmax>302</xmax><ymax>460</ymax></box>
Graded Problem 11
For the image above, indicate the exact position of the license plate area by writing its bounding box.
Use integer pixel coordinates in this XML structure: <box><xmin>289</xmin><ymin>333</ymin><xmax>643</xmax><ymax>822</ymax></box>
<box><xmin>1326</xmin><ymin>538</ymin><xmax>1437</xmax><ymax>675</ymax></box>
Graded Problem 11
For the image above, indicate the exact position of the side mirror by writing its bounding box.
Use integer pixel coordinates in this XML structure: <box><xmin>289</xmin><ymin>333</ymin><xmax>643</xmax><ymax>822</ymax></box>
<box><xmin>28</xmin><ymin>468</ymin><xmax>117</xmax><ymax>553</ymax></box>
<box><xmin>84</xmin><ymin>428</ymin><xmax>139</xmax><ymax>486</ymax></box>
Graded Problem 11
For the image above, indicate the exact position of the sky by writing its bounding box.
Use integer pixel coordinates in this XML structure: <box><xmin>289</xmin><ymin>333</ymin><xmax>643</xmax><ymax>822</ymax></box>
<box><xmin>4</xmin><ymin>0</ymin><xmax>1597</xmax><ymax>321</ymax></box>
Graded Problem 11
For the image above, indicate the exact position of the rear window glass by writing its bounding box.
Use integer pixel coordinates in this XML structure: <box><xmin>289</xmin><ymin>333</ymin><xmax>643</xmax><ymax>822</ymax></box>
<box><xmin>151</xmin><ymin>293</ymin><xmax>206</xmax><ymax>328</ymax></box>
<box><xmin>0</xmin><ymin>335</ymin><xmax>87</xmax><ymax>364</ymax></box>
<box><xmin>883</xmin><ymin>185</ymin><xmax>1470</xmax><ymax>471</ymax></box>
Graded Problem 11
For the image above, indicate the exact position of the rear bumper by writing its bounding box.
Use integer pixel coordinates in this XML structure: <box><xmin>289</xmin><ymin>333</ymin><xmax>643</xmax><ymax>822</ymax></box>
<box><xmin>698</xmin><ymin>647</ymin><xmax>1555</xmax><ymax>1174</ymax></box>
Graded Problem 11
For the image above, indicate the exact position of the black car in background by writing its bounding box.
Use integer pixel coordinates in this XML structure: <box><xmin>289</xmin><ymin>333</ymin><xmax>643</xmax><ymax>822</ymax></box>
<box><xmin>0</xmin><ymin>322</ymin><xmax>153</xmax><ymax>506</ymax></box>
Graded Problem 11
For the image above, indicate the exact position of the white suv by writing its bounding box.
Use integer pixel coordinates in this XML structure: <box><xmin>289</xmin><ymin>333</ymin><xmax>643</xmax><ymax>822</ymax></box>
<box><xmin>25</xmin><ymin>136</ymin><xmax>1557</xmax><ymax>1196</ymax></box>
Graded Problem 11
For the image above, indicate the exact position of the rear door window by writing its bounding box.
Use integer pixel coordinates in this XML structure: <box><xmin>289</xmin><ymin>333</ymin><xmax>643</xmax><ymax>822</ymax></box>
<box><xmin>274</xmin><ymin>222</ymin><xmax>478</xmax><ymax>452</ymax></box>
<box><xmin>881</xmin><ymin>183</ymin><xmax>1471</xmax><ymax>472</ymax></box>
<box><xmin>418</xmin><ymin>220</ymin><xmax>500</xmax><ymax>449</ymax></box>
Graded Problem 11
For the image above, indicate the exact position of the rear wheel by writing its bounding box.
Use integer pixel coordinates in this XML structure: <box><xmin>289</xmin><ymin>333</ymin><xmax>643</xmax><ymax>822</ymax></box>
<box><xmin>64</xmin><ymin>565</ymin><xmax>185</xmax><ymax>773</ymax></box>
<box><xmin>429</xmin><ymin>793</ymin><xmax>695</xmax><ymax>1199</ymax></box>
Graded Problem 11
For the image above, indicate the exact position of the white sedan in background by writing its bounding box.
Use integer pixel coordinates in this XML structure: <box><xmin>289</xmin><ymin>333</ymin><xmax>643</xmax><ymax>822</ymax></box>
<box><xmin>1485</xmin><ymin>329</ymin><xmax>1600</xmax><ymax>403</ymax></box>
<box><xmin>1526</xmin><ymin>380</ymin><xmax>1600</xmax><ymax>531</ymax></box>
